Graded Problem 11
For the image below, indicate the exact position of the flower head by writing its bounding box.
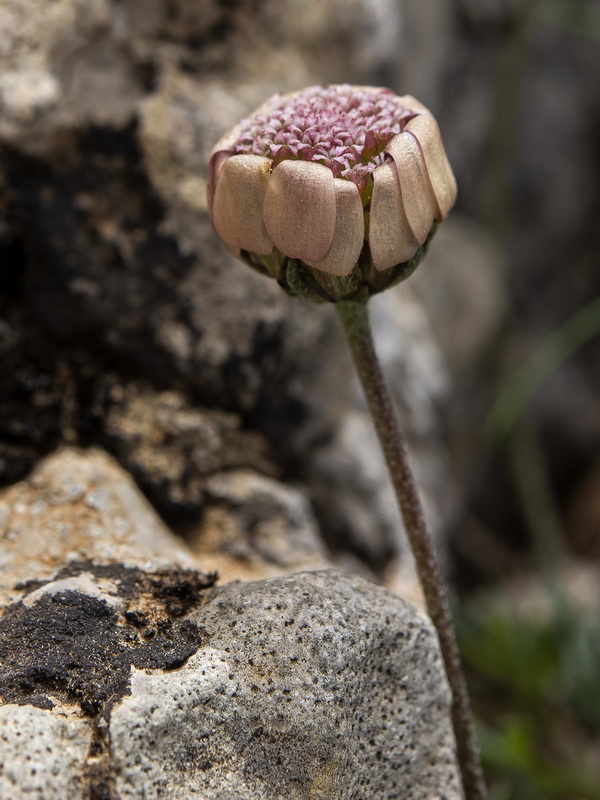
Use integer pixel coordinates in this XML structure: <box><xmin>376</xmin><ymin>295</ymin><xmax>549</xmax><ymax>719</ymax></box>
<box><xmin>207</xmin><ymin>85</ymin><xmax>456</xmax><ymax>302</ymax></box>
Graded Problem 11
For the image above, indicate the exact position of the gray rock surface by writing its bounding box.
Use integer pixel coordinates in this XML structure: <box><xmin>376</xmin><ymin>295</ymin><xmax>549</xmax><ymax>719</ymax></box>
<box><xmin>0</xmin><ymin>446</ymin><xmax>461</xmax><ymax>797</ymax></box>
<box><xmin>103</xmin><ymin>386</ymin><xmax>276</xmax><ymax>520</ymax></box>
<box><xmin>0</xmin><ymin>447</ymin><xmax>340</xmax><ymax>603</ymax></box>
<box><xmin>0</xmin><ymin>565</ymin><xmax>462</xmax><ymax>800</ymax></box>
<box><xmin>409</xmin><ymin>216</ymin><xmax>507</xmax><ymax>375</ymax></box>
<box><xmin>191</xmin><ymin>469</ymin><xmax>331</xmax><ymax>582</ymax></box>
<box><xmin>0</xmin><ymin>447</ymin><xmax>198</xmax><ymax>606</ymax></box>
<box><xmin>1</xmin><ymin>0</ymin><xmax>598</xmax><ymax>585</ymax></box>
<box><xmin>0</xmin><ymin>0</ymin><xmax>115</xmax><ymax>150</ymax></box>
<box><xmin>0</xmin><ymin>704</ymin><xmax>91</xmax><ymax>799</ymax></box>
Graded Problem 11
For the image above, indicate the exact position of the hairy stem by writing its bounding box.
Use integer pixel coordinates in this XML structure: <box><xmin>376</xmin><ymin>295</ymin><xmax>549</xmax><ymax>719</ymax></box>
<box><xmin>336</xmin><ymin>300</ymin><xmax>486</xmax><ymax>800</ymax></box>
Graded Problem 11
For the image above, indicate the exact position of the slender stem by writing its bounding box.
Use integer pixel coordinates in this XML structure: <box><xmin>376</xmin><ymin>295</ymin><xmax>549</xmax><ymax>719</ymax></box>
<box><xmin>336</xmin><ymin>300</ymin><xmax>486</xmax><ymax>800</ymax></box>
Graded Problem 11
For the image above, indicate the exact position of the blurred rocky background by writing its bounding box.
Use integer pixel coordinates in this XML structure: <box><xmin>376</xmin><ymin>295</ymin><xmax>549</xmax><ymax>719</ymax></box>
<box><xmin>0</xmin><ymin>0</ymin><xmax>599</xmax><ymax>798</ymax></box>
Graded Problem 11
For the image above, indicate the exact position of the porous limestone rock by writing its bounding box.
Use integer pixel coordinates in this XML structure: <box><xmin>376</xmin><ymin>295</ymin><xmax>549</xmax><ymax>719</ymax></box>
<box><xmin>190</xmin><ymin>469</ymin><xmax>330</xmax><ymax>583</ymax></box>
<box><xmin>0</xmin><ymin>447</ymin><xmax>337</xmax><ymax>601</ymax></box>
<box><xmin>0</xmin><ymin>565</ymin><xmax>462</xmax><ymax>800</ymax></box>
<box><xmin>0</xmin><ymin>446</ymin><xmax>460</xmax><ymax>798</ymax></box>
<box><xmin>0</xmin><ymin>447</ymin><xmax>197</xmax><ymax>607</ymax></box>
<box><xmin>0</xmin><ymin>704</ymin><xmax>91</xmax><ymax>799</ymax></box>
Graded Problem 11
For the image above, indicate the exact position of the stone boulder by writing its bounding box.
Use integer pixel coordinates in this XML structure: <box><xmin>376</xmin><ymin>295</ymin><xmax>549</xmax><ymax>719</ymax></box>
<box><xmin>0</xmin><ymin>446</ymin><xmax>461</xmax><ymax>798</ymax></box>
<box><xmin>0</xmin><ymin>567</ymin><xmax>461</xmax><ymax>800</ymax></box>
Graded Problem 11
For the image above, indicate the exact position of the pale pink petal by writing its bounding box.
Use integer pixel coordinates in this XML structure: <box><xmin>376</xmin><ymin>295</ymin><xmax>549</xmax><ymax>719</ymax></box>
<box><xmin>225</xmin><ymin>245</ymin><xmax>241</xmax><ymax>260</ymax></box>
<box><xmin>306</xmin><ymin>179</ymin><xmax>364</xmax><ymax>276</ymax></box>
<box><xmin>398</xmin><ymin>95</ymin><xmax>432</xmax><ymax>115</ymax></box>
<box><xmin>208</xmin><ymin>123</ymin><xmax>243</xmax><ymax>162</ymax></box>
<box><xmin>342</xmin><ymin>84</ymin><xmax>387</xmax><ymax>94</ymax></box>
<box><xmin>405</xmin><ymin>114</ymin><xmax>457</xmax><ymax>220</ymax></box>
<box><xmin>369</xmin><ymin>161</ymin><xmax>419</xmax><ymax>271</ymax></box>
<box><xmin>212</xmin><ymin>154</ymin><xmax>273</xmax><ymax>255</ymax></box>
<box><xmin>386</xmin><ymin>132</ymin><xmax>438</xmax><ymax>245</ymax></box>
<box><xmin>207</xmin><ymin>123</ymin><xmax>242</xmax><ymax>218</ymax></box>
<box><xmin>207</xmin><ymin>152</ymin><xmax>230</xmax><ymax>219</ymax></box>
<box><xmin>263</xmin><ymin>160</ymin><xmax>336</xmax><ymax>263</ymax></box>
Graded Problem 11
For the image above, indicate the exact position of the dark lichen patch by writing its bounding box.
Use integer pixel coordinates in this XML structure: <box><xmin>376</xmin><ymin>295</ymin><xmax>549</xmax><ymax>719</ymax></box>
<box><xmin>15</xmin><ymin>693</ymin><xmax>55</xmax><ymax>710</ymax></box>
<box><xmin>0</xmin><ymin>562</ymin><xmax>218</xmax><ymax>715</ymax></box>
<box><xmin>16</xmin><ymin>560</ymin><xmax>218</xmax><ymax>620</ymax></box>
<box><xmin>148</xmin><ymin>570</ymin><xmax>216</xmax><ymax>617</ymax></box>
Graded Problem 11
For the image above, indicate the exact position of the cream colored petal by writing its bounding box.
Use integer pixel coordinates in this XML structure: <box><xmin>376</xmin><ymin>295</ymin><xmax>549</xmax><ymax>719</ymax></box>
<box><xmin>207</xmin><ymin>123</ymin><xmax>242</xmax><ymax>218</ymax></box>
<box><xmin>212</xmin><ymin>154</ymin><xmax>273</xmax><ymax>255</ymax></box>
<box><xmin>386</xmin><ymin>132</ymin><xmax>438</xmax><ymax>245</ymax></box>
<box><xmin>225</xmin><ymin>245</ymin><xmax>241</xmax><ymax>260</ymax></box>
<box><xmin>207</xmin><ymin>151</ymin><xmax>230</xmax><ymax>218</ymax></box>
<box><xmin>405</xmin><ymin>114</ymin><xmax>457</xmax><ymax>220</ymax></box>
<box><xmin>255</xmin><ymin>88</ymin><xmax>304</xmax><ymax>111</ymax></box>
<box><xmin>398</xmin><ymin>95</ymin><xmax>432</xmax><ymax>115</ymax></box>
<box><xmin>263</xmin><ymin>160</ymin><xmax>336</xmax><ymax>263</ymax></box>
<box><xmin>369</xmin><ymin>161</ymin><xmax>419</xmax><ymax>271</ymax></box>
<box><xmin>306</xmin><ymin>179</ymin><xmax>364</xmax><ymax>277</ymax></box>
<box><xmin>208</xmin><ymin>123</ymin><xmax>243</xmax><ymax>161</ymax></box>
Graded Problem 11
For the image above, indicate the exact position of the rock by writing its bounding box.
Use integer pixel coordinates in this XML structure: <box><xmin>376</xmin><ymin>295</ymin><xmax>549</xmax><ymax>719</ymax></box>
<box><xmin>0</xmin><ymin>447</ymin><xmax>201</xmax><ymax>606</ymax></box>
<box><xmin>0</xmin><ymin>704</ymin><xmax>91</xmax><ymax>799</ymax></box>
<box><xmin>1</xmin><ymin>121</ymin><xmax>344</xmax><ymax>453</ymax></box>
<box><xmin>0</xmin><ymin>443</ymin><xmax>428</xmax><ymax>606</ymax></box>
<box><xmin>0</xmin><ymin>0</ymin><xmax>140</xmax><ymax>152</ymax></box>
<box><xmin>309</xmin><ymin>410</ymin><xmax>400</xmax><ymax>568</ymax></box>
<box><xmin>386</xmin><ymin>0</ymin><xmax>454</xmax><ymax>113</ymax></box>
<box><xmin>370</xmin><ymin>286</ymin><xmax>454</xmax><ymax>556</ymax></box>
<box><xmin>0</xmin><ymin>566</ymin><xmax>462</xmax><ymax>799</ymax></box>
<box><xmin>0</xmin><ymin>0</ymin><xmax>455</xmax><ymax>584</ymax></box>
<box><xmin>0</xmin><ymin>446</ymin><xmax>459</xmax><ymax>797</ymax></box>
<box><xmin>0</xmin><ymin>324</ymin><xmax>70</xmax><ymax>486</ymax></box>
<box><xmin>0</xmin><ymin>446</ymin><xmax>353</xmax><ymax>600</ymax></box>
<box><xmin>103</xmin><ymin>386</ymin><xmax>275</xmax><ymax>522</ymax></box>
<box><xmin>191</xmin><ymin>469</ymin><xmax>331</xmax><ymax>583</ymax></box>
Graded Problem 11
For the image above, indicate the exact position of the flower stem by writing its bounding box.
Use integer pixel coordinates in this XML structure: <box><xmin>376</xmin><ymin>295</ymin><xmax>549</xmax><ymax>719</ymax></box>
<box><xmin>336</xmin><ymin>300</ymin><xmax>486</xmax><ymax>800</ymax></box>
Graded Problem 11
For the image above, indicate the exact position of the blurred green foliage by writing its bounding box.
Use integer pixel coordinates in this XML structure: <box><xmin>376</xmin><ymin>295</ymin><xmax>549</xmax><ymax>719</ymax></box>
<box><xmin>457</xmin><ymin>600</ymin><xmax>600</xmax><ymax>800</ymax></box>
<box><xmin>538</xmin><ymin>0</ymin><xmax>600</xmax><ymax>41</ymax></box>
<box><xmin>481</xmin><ymin>297</ymin><xmax>600</xmax><ymax>448</ymax></box>
<box><xmin>470</xmin><ymin>2</ymin><xmax>600</xmax><ymax>790</ymax></box>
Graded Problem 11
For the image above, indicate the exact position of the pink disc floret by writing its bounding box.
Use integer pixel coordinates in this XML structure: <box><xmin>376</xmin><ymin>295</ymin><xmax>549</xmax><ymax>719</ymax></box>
<box><xmin>232</xmin><ymin>85</ymin><xmax>418</xmax><ymax>188</ymax></box>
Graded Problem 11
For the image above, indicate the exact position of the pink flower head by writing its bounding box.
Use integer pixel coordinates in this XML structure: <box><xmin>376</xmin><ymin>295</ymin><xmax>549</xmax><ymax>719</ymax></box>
<box><xmin>207</xmin><ymin>85</ymin><xmax>456</xmax><ymax>301</ymax></box>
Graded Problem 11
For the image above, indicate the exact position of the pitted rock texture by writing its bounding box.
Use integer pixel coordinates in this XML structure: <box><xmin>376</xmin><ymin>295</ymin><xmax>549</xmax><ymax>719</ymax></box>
<box><xmin>0</xmin><ymin>563</ymin><xmax>216</xmax><ymax>714</ymax></box>
<box><xmin>103</xmin><ymin>387</ymin><xmax>276</xmax><ymax>523</ymax></box>
<box><xmin>0</xmin><ymin>704</ymin><xmax>91</xmax><ymax>799</ymax></box>
<box><xmin>0</xmin><ymin>447</ymin><xmax>201</xmax><ymax>605</ymax></box>
<box><xmin>0</xmin><ymin>562</ymin><xmax>216</xmax><ymax>800</ymax></box>
<box><xmin>0</xmin><ymin>447</ymin><xmax>340</xmax><ymax>601</ymax></box>
<box><xmin>190</xmin><ymin>469</ymin><xmax>331</xmax><ymax>582</ymax></box>
<box><xmin>0</xmin><ymin>569</ymin><xmax>462</xmax><ymax>800</ymax></box>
